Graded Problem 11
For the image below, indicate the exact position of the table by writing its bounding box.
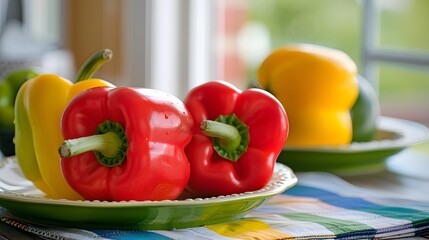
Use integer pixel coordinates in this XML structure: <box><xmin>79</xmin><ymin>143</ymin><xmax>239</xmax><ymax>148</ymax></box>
<box><xmin>1</xmin><ymin>142</ymin><xmax>428</xmax><ymax>239</ymax></box>
<box><xmin>343</xmin><ymin>142</ymin><xmax>429</xmax><ymax>201</ymax></box>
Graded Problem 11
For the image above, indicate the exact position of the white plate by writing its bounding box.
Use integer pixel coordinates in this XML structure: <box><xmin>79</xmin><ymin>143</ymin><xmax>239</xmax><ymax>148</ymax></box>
<box><xmin>0</xmin><ymin>158</ymin><xmax>297</xmax><ymax>230</ymax></box>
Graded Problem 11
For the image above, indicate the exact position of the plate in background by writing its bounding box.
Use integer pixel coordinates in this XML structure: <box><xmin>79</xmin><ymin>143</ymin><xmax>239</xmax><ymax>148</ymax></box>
<box><xmin>278</xmin><ymin>117</ymin><xmax>429</xmax><ymax>175</ymax></box>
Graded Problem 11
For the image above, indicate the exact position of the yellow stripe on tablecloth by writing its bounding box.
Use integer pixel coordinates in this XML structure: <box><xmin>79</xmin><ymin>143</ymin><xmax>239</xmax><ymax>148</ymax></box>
<box><xmin>206</xmin><ymin>218</ymin><xmax>292</xmax><ymax>239</ymax></box>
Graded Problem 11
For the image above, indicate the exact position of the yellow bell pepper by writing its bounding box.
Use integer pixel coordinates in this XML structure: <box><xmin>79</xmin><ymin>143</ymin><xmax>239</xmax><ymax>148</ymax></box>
<box><xmin>257</xmin><ymin>44</ymin><xmax>358</xmax><ymax>146</ymax></box>
<box><xmin>14</xmin><ymin>49</ymin><xmax>115</xmax><ymax>199</ymax></box>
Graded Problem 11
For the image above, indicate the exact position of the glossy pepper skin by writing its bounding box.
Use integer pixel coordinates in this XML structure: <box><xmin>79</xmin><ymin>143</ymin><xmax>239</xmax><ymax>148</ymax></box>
<box><xmin>58</xmin><ymin>86</ymin><xmax>193</xmax><ymax>201</ymax></box>
<box><xmin>257</xmin><ymin>44</ymin><xmax>358</xmax><ymax>146</ymax></box>
<box><xmin>184</xmin><ymin>81</ymin><xmax>288</xmax><ymax>197</ymax></box>
<box><xmin>14</xmin><ymin>49</ymin><xmax>114</xmax><ymax>199</ymax></box>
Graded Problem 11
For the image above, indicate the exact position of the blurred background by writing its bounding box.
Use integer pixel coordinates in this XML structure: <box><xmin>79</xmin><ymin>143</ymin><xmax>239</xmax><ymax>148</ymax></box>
<box><xmin>0</xmin><ymin>0</ymin><xmax>428</xmax><ymax>126</ymax></box>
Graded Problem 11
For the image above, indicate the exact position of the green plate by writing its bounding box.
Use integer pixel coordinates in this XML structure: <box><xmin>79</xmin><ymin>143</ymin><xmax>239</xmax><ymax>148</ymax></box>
<box><xmin>0</xmin><ymin>157</ymin><xmax>297</xmax><ymax>230</ymax></box>
<box><xmin>278</xmin><ymin>117</ymin><xmax>429</xmax><ymax>175</ymax></box>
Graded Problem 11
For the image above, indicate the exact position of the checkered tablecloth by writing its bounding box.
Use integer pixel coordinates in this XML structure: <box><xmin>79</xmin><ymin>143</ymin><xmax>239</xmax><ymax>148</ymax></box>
<box><xmin>2</xmin><ymin>171</ymin><xmax>429</xmax><ymax>240</ymax></box>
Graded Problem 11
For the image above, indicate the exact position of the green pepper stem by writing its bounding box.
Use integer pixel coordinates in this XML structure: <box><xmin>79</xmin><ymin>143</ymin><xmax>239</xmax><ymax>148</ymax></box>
<box><xmin>200</xmin><ymin>115</ymin><xmax>250</xmax><ymax>162</ymax></box>
<box><xmin>75</xmin><ymin>49</ymin><xmax>113</xmax><ymax>82</ymax></box>
<box><xmin>201</xmin><ymin>120</ymin><xmax>241</xmax><ymax>152</ymax></box>
<box><xmin>59</xmin><ymin>120</ymin><xmax>128</xmax><ymax>167</ymax></box>
<box><xmin>59</xmin><ymin>132</ymin><xmax>121</xmax><ymax>158</ymax></box>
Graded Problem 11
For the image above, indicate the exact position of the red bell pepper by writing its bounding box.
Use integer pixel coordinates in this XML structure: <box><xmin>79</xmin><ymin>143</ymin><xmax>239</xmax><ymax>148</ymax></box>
<box><xmin>184</xmin><ymin>81</ymin><xmax>289</xmax><ymax>197</ymax></box>
<box><xmin>58</xmin><ymin>86</ymin><xmax>194</xmax><ymax>201</ymax></box>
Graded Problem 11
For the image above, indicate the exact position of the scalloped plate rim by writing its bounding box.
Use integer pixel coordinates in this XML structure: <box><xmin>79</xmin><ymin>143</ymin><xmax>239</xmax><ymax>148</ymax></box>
<box><xmin>0</xmin><ymin>159</ymin><xmax>297</xmax><ymax>208</ymax></box>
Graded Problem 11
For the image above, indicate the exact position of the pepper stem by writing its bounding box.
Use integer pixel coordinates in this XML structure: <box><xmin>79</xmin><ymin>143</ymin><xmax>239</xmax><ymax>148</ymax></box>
<box><xmin>200</xmin><ymin>114</ymin><xmax>249</xmax><ymax>162</ymax></box>
<box><xmin>201</xmin><ymin>120</ymin><xmax>241</xmax><ymax>152</ymax></box>
<box><xmin>59</xmin><ymin>132</ymin><xmax>120</xmax><ymax>158</ymax></box>
<box><xmin>58</xmin><ymin>120</ymin><xmax>128</xmax><ymax>167</ymax></box>
<box><xmin>75</xmin><ymin>49</ymin><xmax>113</xmax><ymax>82</ymax></box>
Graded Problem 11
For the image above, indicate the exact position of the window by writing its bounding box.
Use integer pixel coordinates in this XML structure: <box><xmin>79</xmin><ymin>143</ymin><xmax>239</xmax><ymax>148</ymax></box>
<box><xmin>3</xmin><ymin>0</ymin><xmax>427</xmax><ymax>126</ymax></box>
<box><xmin>122</xmin><ymin>0</ymin><xmax>217</xmax><ymax>99</ymax></box>
<box><xmin>0</xmin><ymin>0</ymin><xmax>73</xmax><ymax>79</ymax></box>
<box><xmin>361</xmin><ymin>0</ymin><xmax>429</xmax><ymax>125</ymax></box>
<box><xmin>219</xmin><ymin>0</ymin><xmax>429</xmax><ymax>126</ymax></box>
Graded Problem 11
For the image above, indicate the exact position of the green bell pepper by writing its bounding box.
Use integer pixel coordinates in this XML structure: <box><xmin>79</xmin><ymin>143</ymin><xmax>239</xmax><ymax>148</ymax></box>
<box><xmin>0</xmin><ymin>68</ymin><xmax>39</xmax><ymax>127</ymax></box>
<box><xmin>0</xmin><ymin>68</ymin><xmax>39</xmax><ymax>156</ymax></box>
<box><xmin>0</xmin><ymin>82</ymin><xmax>14</xmax><ymax>128</ymax></box>
<box><xmin>350</xmin><ymin>75</ymin><xmax>381</xmax><ymax>142</ymax></box>
<box><xmin>4</xmin><ymin>69</ymin><xmax>40</xmax><ymax>100</ymax></box>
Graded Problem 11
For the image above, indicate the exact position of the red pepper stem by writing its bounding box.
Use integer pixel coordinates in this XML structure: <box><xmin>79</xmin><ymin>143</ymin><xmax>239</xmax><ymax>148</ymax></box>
<box><xmin>201</xmin><ymin>120</ymin><xmax>241</xmax><ymax>153</ymax></box>
<box><xmin>200</xmin><ymin>114</ymin><xmax>249</xmax><ymax>162</ymax></box>
<box><xmin>75</xmin><ymin>49</ymin><xmax>113</xmax><ymax>82</ymax></box>
<box><xmin>59</xmin><ymin>132</ymin><xmax>121</xmax><ymax>158</ymax></box>
<box><xmin>59</xmin><ymin>120</ymin><xmax>128</xmax><ymax>167</ymax></box>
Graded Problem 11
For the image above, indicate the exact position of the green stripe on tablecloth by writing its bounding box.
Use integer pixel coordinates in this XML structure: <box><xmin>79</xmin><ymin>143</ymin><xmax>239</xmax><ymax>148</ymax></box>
<box><xmin>282</xmin><ymin>212</ymin><xmax>374</xmax><ymax>236</ymax></box>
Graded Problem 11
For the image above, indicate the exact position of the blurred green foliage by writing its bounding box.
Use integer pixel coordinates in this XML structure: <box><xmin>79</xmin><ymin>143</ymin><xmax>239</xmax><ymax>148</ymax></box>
<box><xmin>248</xmin><ymin>0</ymin><xmax>361</xmax><ymax>70</ymax></box>
<box><xmin>380</xmin><ymin>0</ymin><xmax>429</xmax><ymax>50</ymax></box>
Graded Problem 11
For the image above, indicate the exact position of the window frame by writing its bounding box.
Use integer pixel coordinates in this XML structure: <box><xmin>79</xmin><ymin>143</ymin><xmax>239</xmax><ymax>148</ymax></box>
<box><xmin>360</xmin><ymin>0</ymin><xmax>429</xmax><ymax>93</ymax></box>
<box><xmin>122</xmin><ymin>0</ymin><xmax>217</xmax><ymax>100</ymax></box>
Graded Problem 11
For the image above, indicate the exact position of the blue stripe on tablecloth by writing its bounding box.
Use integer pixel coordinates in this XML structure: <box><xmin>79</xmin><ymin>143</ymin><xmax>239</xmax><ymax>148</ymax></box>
<box><xmin>91</xmin><ymin>230</ymin><xmax>172</xmax><ymax>240</ymax></box>
<box><xmin>285</xmin><ymin>185</ymin><xmax>429</xmax><ymax>223</ymax></box>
